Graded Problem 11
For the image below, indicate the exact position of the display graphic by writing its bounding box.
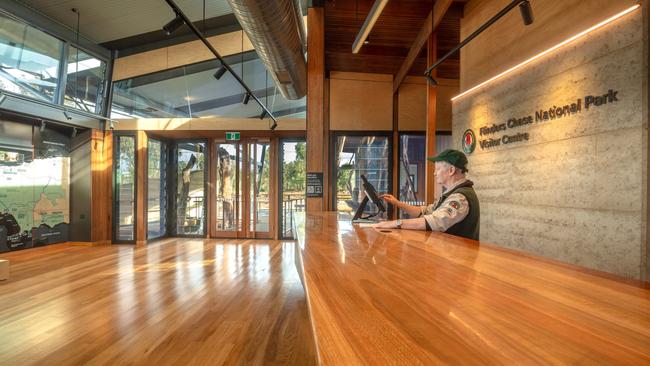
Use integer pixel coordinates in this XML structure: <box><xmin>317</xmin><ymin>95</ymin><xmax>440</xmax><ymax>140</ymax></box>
<box><xmin>462</xmin><ymin>129</ymin><xmax>476</xmax><ymax>154</ymax></box>
<box><xmin>0</xmin><ymin>151</ymin><xmax>70</xmax><ymax>252</ymax></box>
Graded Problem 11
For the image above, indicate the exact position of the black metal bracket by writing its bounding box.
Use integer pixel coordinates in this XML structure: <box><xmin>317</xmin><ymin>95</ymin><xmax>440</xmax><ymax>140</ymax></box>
<box><xmin>424</xmin><ymin>0</ymin><xmax>532</xmax><ymax>86</ymax></box>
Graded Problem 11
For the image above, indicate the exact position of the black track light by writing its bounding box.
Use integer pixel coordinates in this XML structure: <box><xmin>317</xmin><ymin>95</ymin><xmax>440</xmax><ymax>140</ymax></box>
<box><xmin>259</xmin><ymin>110</ymin><xmax>267</xmax><ymax>120</ymax></box>
<box><xmin>242</xmin><ymin>92</ymin><xmax>251</xmax><ymax>105</ymax></box>
<box><xmin>63</xmin><ymin>110</ymin><xmax>72</xmax><ymax>120</ymax></box>
<box><xmin>213</xmin><ymin>66</ymin><xmax>227</xmax><ymax>80</ymax></box>
<box><xmin>519</xmin><ymin>0</ymin><xmax>534</xmax><ymax>26</ymax></box>
<box><xmin>270</xmin><ymin>121</ymin><xmax>277</xmax><ymax>130</ymax></box>
<box><xmin>163</xmin><ymin>14</ymin><xmax>184</xmax><ymax>35</ymax></box>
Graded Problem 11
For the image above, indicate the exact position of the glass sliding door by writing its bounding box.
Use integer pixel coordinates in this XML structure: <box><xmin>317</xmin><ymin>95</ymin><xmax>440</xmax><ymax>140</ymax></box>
<box><xmin>215</xmin><ymin>142</ymin><xmax>242</xmax><ymax>236</ymax></box>
<box><xmin>333</xmin><ymin>134</ymin><xmax>391</xmax><ymax>220</ymax></box>
<box><xmin>175</xmin><ymin>141</ymin><xmax>206</xmax><ymax>236</ymax></box>
<box><xmin>147</xmin><ymin>139</ymin><xmax>167</xmax><ymax>239</ymax></box>
<box><xmin>249</xmin><ymin>142</ymin><xmax>271</xmax><ymax>236</ymax></box>
<box><xmin>113</xmin><ymin>134</ymin><xmax>136</xmax><ymax>243</ymax></box>
<box><xmin>211</xmin><ymin>139</ymin><xmax>275</xmax><ymax>239</ymax></box>
<box><xmin>279</xmin><ymin>139</ymin><xmax>306</xmax><ymax>239</ymax></box>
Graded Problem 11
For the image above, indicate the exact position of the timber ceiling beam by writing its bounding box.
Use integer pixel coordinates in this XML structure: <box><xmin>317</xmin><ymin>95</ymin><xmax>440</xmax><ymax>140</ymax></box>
<box><xmin>393</xmin><ymin>0</ymin><xmax>454</xmax><ymax>93</ymax></box>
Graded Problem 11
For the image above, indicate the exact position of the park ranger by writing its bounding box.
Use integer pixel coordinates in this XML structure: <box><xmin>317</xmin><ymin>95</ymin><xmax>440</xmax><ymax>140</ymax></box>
<box><xmin>375</xmin><ymin>149</ymin><xmax>480</xmax><ymax>240</ymax></box>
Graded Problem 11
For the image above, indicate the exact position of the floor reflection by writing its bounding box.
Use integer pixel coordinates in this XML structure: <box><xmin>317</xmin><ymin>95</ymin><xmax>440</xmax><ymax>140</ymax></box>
<box><xmin>0</xmin><ymin>239</ymin><xmax>317</xmax><ymax>365</ymax></box>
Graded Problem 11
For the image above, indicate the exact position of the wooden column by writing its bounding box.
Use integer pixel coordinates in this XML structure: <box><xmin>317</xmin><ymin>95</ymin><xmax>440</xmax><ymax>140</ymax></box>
<box><xmin>136</xmin><ymin>131</ymin><xmax>147</xmax><ymax>245</ymax></box>
<box><xmin>392</xmin><ymin>89</ymin><xmax>399</xmax><ymax>219</ymax></box>
<box><xmin>306</xmin><ymin>7</ymin><xmax>325</xmax><ymax>212</ymax></box>
<box><xmin>425</xmin><ymin>33</ymin><xmax>438</xmax><ymax>204</ymax></box>
<box><xmin>90</xmin><ymin>129</ymin><xmax>112</xmax><ymax>245</ymax></box>
<box><xmin>322</xmin><ymin>77</ymin><xmax>330</xmax><ymax>211</ymax></box>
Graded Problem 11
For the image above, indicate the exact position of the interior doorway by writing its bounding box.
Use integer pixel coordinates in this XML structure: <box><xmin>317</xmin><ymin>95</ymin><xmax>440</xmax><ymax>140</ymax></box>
<box><xmin>173</xmin><ymin>141</ymin><xmax>207</xmax><ymax>237</ymax></box>
<box><xmin>212</xmin><ymin>138</ymin><xmax>275</xmax><ymax>239</ymax></box>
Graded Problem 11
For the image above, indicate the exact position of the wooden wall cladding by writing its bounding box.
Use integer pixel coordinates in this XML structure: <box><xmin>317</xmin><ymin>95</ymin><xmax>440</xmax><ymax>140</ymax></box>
<box><xmin>329</xmin><ymin>72</ymin><xmax>393</xmax><ymax>131</ymax></box>
<box><xmin>90</xmin><ymin>129</ymin><xmax>112</xmax><ymax>245</ymax></box>
<box><xmin>306</xmin><ymin>7</ymin><xmax>325</xmax><ymax>212</ymax></box>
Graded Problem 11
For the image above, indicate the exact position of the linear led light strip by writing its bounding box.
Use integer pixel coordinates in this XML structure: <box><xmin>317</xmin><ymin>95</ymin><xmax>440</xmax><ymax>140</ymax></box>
<box><xmin>452</xmin><ymin>4</ymin><xmax>641</xmax><ymax>102</ymax></box>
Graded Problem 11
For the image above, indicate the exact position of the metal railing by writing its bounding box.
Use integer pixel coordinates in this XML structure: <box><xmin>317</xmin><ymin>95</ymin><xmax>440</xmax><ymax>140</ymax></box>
<box><xmin>179</xmin><ymin>196</ymin><xmax>204</xmax><ymax>234</ymax></box>
<box><xmin>281</xmin><ymin>194</ymin><xmax>305</xmax><ymax>238</ymax></box>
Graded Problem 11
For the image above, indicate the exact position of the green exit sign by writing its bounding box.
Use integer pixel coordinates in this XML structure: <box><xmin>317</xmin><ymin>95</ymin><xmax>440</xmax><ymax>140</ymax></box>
<box><xmin>225</xmin><ymin>132</ymin><xmax>240</xmax><ymax>141</ymax></box>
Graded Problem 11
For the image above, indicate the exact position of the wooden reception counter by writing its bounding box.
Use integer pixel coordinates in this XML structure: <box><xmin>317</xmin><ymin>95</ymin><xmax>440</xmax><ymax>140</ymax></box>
<box><xmin>294</xmin><ymin>212</ymin><xmax>650</xmax><ymax>365</ymax></box>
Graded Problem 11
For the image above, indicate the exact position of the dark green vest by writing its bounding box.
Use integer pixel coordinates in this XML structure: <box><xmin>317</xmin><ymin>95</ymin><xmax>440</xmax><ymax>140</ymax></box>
<box><xmin>433</xmin><ymin>180</ymin><xmax>480</xmax><ymax>240</ymax></box>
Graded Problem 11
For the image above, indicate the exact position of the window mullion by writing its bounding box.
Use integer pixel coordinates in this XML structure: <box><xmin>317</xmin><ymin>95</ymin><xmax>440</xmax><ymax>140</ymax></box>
<box><xmin>55</xmin><ymin>42</ymin><xmax>69</xmax><ymax>106</ymax></box>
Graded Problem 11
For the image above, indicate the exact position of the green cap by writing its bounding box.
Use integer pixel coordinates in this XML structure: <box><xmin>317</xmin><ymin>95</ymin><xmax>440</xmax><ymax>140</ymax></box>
<box><xmin>427</xmin><ymin>149</ymin><xmax>468</xmax><ymax>173</ymax></box>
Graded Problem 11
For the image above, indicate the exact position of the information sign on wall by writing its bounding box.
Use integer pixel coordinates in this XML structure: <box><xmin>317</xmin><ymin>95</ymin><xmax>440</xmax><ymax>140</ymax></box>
<box><xmin>306</xmin><ymin>172</ymin><xmax>323</xmax><ymax>197</ymax></box>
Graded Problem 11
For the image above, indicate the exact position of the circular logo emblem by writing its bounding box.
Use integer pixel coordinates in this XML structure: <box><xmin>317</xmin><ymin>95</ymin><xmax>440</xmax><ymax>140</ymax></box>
<box><xmin>462</xmin><ymin>129</ymin><xmax>476</xmax><ymax>154</ymax></box>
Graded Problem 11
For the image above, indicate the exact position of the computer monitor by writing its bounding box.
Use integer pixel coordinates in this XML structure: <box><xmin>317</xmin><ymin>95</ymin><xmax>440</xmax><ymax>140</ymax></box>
<box><xmin>352</xmin><ymin>174</ymin><xmax>386</xmax><ymax>221</ymax></box>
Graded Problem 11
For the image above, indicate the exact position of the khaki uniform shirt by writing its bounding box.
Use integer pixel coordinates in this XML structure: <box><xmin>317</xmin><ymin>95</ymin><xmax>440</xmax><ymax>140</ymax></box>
<box><xmin>420</xmin><ymin>179</ymin><xmax>470</xmax><ymax>232</ymax></box>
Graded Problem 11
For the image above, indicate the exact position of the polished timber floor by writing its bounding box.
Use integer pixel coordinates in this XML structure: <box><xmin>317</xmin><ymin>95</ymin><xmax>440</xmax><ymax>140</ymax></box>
<box><xmin>0</xmin><ymin>239</ymin><xmax>317</xmax><ymax>366</ymax></box>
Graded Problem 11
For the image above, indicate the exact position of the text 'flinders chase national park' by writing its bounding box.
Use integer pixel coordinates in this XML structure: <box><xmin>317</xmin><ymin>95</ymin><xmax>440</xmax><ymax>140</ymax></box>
<box><xmin>477</xmin><ymin>89</ymin><xmax>619</xmax><ymax>150</ymax></box>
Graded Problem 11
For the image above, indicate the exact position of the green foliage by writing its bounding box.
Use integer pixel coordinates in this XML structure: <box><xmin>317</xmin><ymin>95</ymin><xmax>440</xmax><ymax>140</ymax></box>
<box><xmin>118</xmin><ymin>136</ymin><xmax>135</xmax><ymax>184</ymax></box>
<box><xmin>337</xmin><ymin>163</ymin><xmax>353</xmax><ymax>194</ymax></box>
<box><xmin>282</xmin><ymin>142</ymin><xmax>305</xmax><ymax>193</ymax></box>
<box><xmin>147</xmin><ymin>140</ymin><xmax>161</xmax><ymax>179</ymax></box>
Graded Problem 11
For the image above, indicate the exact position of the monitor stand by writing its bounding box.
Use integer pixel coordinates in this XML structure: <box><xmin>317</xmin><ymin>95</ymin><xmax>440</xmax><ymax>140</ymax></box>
<box><xmin>351</xmin><ymin>196</ymin><xmax>381</xmax><ymax>223</ymax></box>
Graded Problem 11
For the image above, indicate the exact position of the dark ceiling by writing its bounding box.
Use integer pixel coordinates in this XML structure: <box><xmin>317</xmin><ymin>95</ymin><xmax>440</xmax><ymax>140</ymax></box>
<box><xmin>324</xmin><ymin>0</ymin><xmax>464</xmax><ymax>79</ymax></box>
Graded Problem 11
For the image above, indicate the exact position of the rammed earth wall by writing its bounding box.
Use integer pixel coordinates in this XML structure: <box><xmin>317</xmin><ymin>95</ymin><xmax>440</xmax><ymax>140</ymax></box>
<box><xmin>453</xmin><ymin>3</ymin><xmax>648</xmax><ymax>279</ymax></box>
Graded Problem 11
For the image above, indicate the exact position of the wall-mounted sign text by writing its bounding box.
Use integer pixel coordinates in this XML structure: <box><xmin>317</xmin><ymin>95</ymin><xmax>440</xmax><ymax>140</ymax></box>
<box><xmin>473</xmin><ymin>89</ymin><xmax>619</xmax><ymax>151</ymax></box>
<box><xmin>306</xmin><ymin>172</ymin><xmax>323</xmax><ymax>197</ymax></box>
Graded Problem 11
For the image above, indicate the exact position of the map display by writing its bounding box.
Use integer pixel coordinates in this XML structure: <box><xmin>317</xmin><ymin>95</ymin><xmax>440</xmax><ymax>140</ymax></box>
<box><xmin>0</xmin><ymin>151</ymin><xmax>70</xmax><ymax>252</ymax></box>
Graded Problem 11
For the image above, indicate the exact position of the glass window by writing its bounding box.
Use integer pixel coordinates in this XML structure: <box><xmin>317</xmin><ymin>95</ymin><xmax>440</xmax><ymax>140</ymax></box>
<box><xmin>398</xmin><ymin>133</ymin><xmax>453</xmax><ymax>217</ymax></box>
<box><xmin>64</xmin><ymin>46</ymin><xmax>107</xmax><ymax>114</ymax></box>
<box><xmin>250</xmin><ymin>142</ymin><xmax>271</xmax><ymax>233</ymax></box>
<box><xmin>436</xmin><ymin>133</ymin><xmax>453</xmax><ymax>155</ymax></box>
<box><xmin>215</xmin><ymin>142</ymin><xmax>241</xmax><ymax>232</ymax></box>
<box><xmin>334</xmin><ymin>135</ymin><xmax>391</xmax><ymax>220</ymax></box>
<box><xmin>110</xmin><ymin>52</ymin><xmax>305</xmax><ymax>120</ymax></box>
<box><xmin>0</xmin><ymin>13</ymin><xmax>63</xmax><ymax>102</ymax></box>
<box><xmin>147</xmin><ymin>139</ymin><xmax>167</xmax><ymax>239</ymax></box>
<box><xmin>176</xmin><ymin>141</ymin><xmax>206</xmax><ymax>236</ymax></box>
<box><xmin>279</xmin><ymin>140</ymin><xmax>306</xmax><ymax>239</ymax></box>
<box><xmin>398</xmin><ymin>134</ymin><xmax>426</xmax><ymax>209</ymax></box>
<box><xmin>114</xmin><ymin>135</ymin><xmax>136</xmax><ymax>242</ymax></box>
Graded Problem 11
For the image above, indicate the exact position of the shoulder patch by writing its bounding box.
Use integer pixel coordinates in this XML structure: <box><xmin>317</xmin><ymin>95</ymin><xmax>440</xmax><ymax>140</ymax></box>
<box><xmin>448</xmin><ymin>201</ymin><xmax>461</xmax><ymax>210</ymax></box>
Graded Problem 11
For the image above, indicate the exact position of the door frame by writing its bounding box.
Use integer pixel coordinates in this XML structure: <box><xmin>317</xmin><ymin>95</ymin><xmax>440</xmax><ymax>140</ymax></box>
<box><xmin>144</xmin><ymin>135</ymin><xmax>171</xmax><ymax>242</ymax></box>
<box><xmin>171</xmin><ymin>139</ymin><xmax>209</xmax><ymax>238</ymax></box>
<box><xmin>209</xmin><ymin>137</ymin><xmax>277</xmax><ymax>239</ymax></box>
<box><xmin>112</xmin><ymin>131</ymin><xmax>138</xmax><ymax>244</ymax></box>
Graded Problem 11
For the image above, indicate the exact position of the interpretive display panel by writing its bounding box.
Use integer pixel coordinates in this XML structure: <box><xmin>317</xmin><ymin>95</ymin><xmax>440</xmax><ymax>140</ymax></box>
<box><xmin>0</xmin><ymin>121</ymin><xmax>70</xmax><ymax>252</ymax></box>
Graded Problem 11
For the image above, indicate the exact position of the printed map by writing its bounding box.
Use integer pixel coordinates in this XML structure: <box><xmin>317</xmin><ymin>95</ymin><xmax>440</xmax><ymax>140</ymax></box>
<box><xmin>0</xmin><ymin>157</ymin><xmax>70</xmax><ymax>233</ymax></box>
